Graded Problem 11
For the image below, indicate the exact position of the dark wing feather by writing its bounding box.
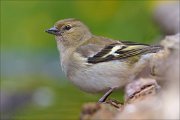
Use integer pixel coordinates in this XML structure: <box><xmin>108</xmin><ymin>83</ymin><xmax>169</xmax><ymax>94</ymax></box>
<box><xmin>88</xmin><ymin>41</ymin><xmax>163</xmax><ymax>64</ymax></box>
<box><xmin>121</xmin><ymin>41</ymin><xmax>149</xmax><ymax>46</ymax></box>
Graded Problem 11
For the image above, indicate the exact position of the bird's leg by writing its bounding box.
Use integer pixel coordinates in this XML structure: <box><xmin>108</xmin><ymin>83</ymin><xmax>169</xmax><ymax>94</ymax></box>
<box><xmin>98</xmin><ymin>87</ymin><xmax>116</xmax><ymax>103</ymax></box>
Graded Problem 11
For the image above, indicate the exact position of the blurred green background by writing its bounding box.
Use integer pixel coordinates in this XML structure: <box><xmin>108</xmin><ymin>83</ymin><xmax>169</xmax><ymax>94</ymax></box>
<box><xmin>1</xmin><ymin>1</ymin><xmax>162</xmax><ymax>120</ymax></box>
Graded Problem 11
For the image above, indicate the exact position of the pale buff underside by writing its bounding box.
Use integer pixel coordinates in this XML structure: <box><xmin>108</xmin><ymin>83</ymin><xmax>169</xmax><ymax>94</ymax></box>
<box><xmin>60</xmin><ymin>51</ymin><xmax>153</xmax><ymax>93</ymax></box>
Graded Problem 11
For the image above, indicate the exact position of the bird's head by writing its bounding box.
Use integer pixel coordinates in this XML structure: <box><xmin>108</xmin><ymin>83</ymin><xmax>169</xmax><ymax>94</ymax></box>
<box><xmin>46</xmin><ymin>18</ymin><xmax>92</xmax><ymax>48</ymax></box>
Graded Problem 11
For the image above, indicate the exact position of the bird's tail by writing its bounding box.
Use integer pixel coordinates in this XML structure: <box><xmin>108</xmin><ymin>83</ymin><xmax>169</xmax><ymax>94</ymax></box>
<box><xmin>147</xmin><ymin>45</ymin><xmax>163</xmax><ymax>53</ymax></box>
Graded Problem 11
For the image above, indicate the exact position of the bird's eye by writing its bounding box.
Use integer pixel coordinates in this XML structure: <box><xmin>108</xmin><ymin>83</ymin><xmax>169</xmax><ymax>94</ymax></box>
<box><xmin>64</xmin><ymin>25</ymin><xmax>72</xmax><ymax>30</ymax></box>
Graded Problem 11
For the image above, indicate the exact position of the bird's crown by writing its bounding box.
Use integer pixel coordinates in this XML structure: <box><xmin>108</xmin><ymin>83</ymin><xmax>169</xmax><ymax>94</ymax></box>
<box><xmin>54</xmin><ymin>18</ymin><xmax>80</xmax><ymax>30</ymax></box>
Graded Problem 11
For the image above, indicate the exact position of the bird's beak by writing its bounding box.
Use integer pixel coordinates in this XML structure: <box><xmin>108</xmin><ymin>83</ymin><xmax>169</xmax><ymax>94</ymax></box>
<box><xmin>45</xmin><ymin>27</ymin><xmax>61</xmax><ymax>36</ymax></box>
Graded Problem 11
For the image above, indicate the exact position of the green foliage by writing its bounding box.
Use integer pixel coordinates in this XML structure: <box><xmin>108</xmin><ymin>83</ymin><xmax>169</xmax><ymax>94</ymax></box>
<box><xmin>1</xmin><ymin>1</ymin><xmax>160</xmax><ymax>51</ymax></box>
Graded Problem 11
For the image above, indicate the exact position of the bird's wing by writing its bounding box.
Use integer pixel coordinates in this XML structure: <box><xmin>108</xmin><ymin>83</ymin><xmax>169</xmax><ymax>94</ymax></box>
<box><xmin>76</xmin><ymin>36</ymin><xmax>116</xmax><ymax>58</ymax></box>
<box><xmin>76</xmin><ymin>37</ymin><xmax>162</xmax><ymax>64</ymax></box>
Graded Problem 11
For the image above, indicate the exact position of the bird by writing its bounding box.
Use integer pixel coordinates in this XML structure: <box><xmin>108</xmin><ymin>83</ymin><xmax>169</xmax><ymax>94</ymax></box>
<box><xmin>45</xmin><ymin>18</ymin><xmax>162</xmax><ymax>102</ymax></box>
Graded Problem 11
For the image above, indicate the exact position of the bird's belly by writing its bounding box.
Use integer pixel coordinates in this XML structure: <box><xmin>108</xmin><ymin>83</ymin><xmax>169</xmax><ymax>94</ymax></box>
<box><xmin>68</xmin><ymin>61</ymin><xmax>132</xmax><ymax>93</ymax></box>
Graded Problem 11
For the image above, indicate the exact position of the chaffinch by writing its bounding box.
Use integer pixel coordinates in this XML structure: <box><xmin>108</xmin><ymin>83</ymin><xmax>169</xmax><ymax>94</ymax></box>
<box><xmin>46</xmin><ymin>18</ymin><xmax>162</xmax><ymax>102</ymax></box>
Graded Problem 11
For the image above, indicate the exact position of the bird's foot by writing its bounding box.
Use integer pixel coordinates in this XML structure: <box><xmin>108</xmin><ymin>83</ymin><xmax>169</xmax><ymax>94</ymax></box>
<box><xmin>105</xmin><ymin>98</ymin><xmax>122</xmax><ymax>108</ymax></box>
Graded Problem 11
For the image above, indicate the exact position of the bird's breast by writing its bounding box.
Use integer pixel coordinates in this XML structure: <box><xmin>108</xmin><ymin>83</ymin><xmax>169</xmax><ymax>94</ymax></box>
<box><xmin>66</xmin><ymin>60</ymin><xmax>133</xmax><ymax>93</ymax></box>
